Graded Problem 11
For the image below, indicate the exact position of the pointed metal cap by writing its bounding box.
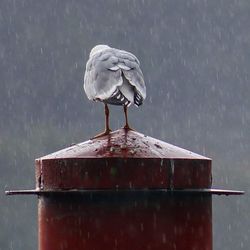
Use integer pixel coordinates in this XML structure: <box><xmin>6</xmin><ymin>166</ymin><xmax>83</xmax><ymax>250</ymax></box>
<box><xmin>35</xmin><ymin>129</ymin><xmax>212</xmax><ymax>190</ymax></box>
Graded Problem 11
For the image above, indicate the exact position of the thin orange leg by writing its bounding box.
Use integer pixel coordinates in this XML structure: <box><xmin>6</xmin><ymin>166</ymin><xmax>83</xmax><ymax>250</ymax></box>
<box><xmin>92</xmin><ymin>103</ymin><xmax>112</xmax><ymax>139</ymax></box>
<box><xmin>123</xmin><ymin>105</ymin><xmax>133</xmax><ymax>130</ymax></box>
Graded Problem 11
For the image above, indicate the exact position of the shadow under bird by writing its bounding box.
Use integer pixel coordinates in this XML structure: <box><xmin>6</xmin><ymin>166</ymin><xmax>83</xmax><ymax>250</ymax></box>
<box><xmin>84</xmin><ymin>44</ymin><xmax>146</xmax><ymax>138</ymax></box>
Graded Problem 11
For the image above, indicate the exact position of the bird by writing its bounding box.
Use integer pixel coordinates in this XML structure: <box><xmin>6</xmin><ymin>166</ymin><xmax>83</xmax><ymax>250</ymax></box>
<box><xmin>84</xmin><ymin>44</ymin><xmax>146</xmax><ymax>138</ymax></box>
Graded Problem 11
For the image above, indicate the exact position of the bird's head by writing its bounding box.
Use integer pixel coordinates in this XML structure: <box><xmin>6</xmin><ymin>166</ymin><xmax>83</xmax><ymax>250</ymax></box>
<box><xmin>89</xmin><ymin>44</ymin><xmax>110</xmax><ymax>58</ymax></box>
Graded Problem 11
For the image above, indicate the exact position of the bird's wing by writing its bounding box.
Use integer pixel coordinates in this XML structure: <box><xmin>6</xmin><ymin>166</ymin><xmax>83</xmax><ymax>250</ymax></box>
<box><xmin>114</xmin><ymin>49</ymin><xmax>146</xmax><ymax>100</ymax></box>
<box><xmin>84</xmin><ymin>50</ymin><xmax>123</xmax><ymax>101</ymax></box>
<box><xmin>84</xmin><ymin>48</ymin><xmax>146</xmax><ymax>101</ymax></box>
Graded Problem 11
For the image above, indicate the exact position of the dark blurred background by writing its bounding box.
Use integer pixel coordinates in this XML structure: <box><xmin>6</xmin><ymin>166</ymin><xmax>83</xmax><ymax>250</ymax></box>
<box><xmin>1</xmin><ymin>0</ymin><xmax>249</xmax><ymax>249</ymax></box>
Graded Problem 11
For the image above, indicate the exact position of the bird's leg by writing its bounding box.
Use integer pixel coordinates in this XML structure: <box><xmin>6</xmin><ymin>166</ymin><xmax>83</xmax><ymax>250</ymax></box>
<box><xmin>123</xmin><ymin>105</ymin><xmax>133</xmax><ymax>130</ymax></box>
<box><xmin>104</xmin><ymin>103</ymin><xmax>111</xmax><ymax>133</ymax></box>
<box><xmin>92</xmin><ymin>103</ymin><xmax>112</xmax><ymax>139</ymax></box>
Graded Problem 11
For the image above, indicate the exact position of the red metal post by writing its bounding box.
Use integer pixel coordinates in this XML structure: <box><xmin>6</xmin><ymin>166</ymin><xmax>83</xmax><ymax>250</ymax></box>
<box><xmin>36</xmin><ymin>129</ymin><xmax>212</xmax><ymax>250</ymax></box>
<box><xmin>38</xmin><ymin>194</ymin><xmax>211</xmax><ymax>250</ymax></box>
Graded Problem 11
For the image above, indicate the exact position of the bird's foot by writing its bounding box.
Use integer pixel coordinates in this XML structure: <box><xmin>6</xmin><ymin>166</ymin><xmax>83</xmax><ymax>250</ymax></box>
<box><xmin>123</xmin><ymin>124</ymin><xmax>134</xmax><ymax>131</ymax></box>
<box><xmin>91</xmin><ymin>129</ymin><xmax>112</xmax><ymax>139</ymax></box>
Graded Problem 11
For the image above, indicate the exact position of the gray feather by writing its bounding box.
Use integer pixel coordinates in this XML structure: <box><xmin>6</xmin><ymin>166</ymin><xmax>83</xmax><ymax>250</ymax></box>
<box><xmin>84</xmin><ymin>45</ymin><xmax>146</xmax><ymax>106</ymax></box>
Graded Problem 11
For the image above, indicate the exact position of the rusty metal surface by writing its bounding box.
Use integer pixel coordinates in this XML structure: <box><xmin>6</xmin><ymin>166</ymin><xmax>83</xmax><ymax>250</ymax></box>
<box><xmin>5</xmin><ymin>188</ymin><xmax>245</xmax><ymax>196</ymax></box>
<box><xmin>38</xmin><ymin>194</ymin><xmax>212</xmax><ymax>250</ymax></box>
<box><xmin>35</xmin><ymin>129</ymin><xmax>212</xmax><ymax>190</ymax></box>
<box><xmin>5</xmin><ymin>128</ymin><xmax>244</xmax><ymax>250</ymax></box>
<box><xmin>36</xmin><ymin>158</ymin><xmax>212</xmax><ymax>190</ymax></box>
<box><xmin>38</xmin><ymin>129</ymin><xmax>211</xmax><ymax>159</ymax></box>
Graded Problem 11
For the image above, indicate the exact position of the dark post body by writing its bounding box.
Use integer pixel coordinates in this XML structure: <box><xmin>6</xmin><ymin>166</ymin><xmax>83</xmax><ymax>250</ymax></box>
<box><xmin>36</xmin><ymin>129</ymin><xmax>212</xmax><ymax>250</ymax></box>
